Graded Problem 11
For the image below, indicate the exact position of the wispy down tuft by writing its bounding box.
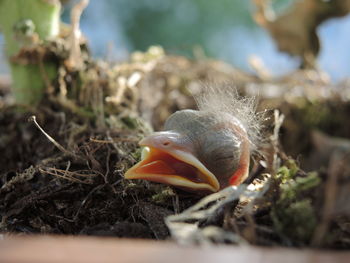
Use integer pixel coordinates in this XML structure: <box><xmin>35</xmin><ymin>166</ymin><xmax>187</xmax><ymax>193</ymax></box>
<box><xmin>194</xmin><ymin>84</ymin><xmax>265</xmax><ymax>151</ymax></box>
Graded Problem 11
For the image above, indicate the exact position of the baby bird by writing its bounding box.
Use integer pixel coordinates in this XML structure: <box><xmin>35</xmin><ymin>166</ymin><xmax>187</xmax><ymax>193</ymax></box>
<box><xmin>124</xmin><ymin>85</ymin><xmax>262</xmax><ymax>193</ymax></box>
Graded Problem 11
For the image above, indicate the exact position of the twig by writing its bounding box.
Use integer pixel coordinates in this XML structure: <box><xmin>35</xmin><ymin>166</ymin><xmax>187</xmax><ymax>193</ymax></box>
<box><xmin>29</xmin><ymin>116</ymin><xmax>69</xmax><ymax>154</ymax></box>
<box><xmin>39</xmin><ymin>167</ymin><xmax>97</xmax><ymax>184</ymax></box>
<box><xmin>266</xmin><ymin>110</ymin><xmax>284</xmax><ymax>174</ymax></box>
<box><xmin>311</xmin><ymin>151</ymin><xmax>342</xmax><ymax>246</ymax></box>
<box><xmin>166</xmin><ymin>182</ymin><xmax>270</xmax><ymax>245</ymax></box>
<box><xmin>104</xmin><ymin>147</ymin><xmax>111</xmax><ymax>184</ymax></box>
<box><xmin>29</xmin><ymin>115</ymin><xmax>85</xmax><ymax>162</ymax></box>
<box><xmin>73</xmin><ymin>184</ymin><xmax>106</xmax><ymax>221</ymax></box>
<box><xmin>66</xmin><ymin>0</ymin><xmax>89</xmax><ymax>70</ymax></box>
<box><xmin>89</xmin><ymin>137</ymin><xmax>138</xmax><ymax>143</ymax></box>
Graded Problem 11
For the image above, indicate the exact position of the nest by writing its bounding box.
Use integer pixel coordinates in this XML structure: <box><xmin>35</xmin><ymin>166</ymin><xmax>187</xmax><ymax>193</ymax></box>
<box><xmin>1</xmin><ymin>42</ymin><xmax>350</xmax><ymax>248</ymax></box>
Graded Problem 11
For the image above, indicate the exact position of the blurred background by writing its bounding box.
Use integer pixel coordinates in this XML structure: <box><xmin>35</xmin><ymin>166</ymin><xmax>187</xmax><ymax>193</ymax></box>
<box><xmin>1</xmin><ymin>0</ymin><xmax>350</xmax><ymax>82</ymax></box>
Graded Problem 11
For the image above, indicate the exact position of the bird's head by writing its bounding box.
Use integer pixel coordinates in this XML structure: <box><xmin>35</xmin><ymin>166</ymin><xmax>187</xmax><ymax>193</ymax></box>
<box><xmin>124</xmin><ymin>110</ymin><xmax>251</xmax><ymax>193</ymax></box>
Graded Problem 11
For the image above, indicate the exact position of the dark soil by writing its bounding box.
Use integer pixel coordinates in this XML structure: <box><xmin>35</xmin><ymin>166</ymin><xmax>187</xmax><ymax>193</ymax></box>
<box><xmin>1</xmin><ymin>58</ymin><xmax>350</xmax><ymax>249</ymax></box>
<box><xmin>0</xmin><ymin>93</ymin><xmax>200</xmax><ymax>239</ymax></box>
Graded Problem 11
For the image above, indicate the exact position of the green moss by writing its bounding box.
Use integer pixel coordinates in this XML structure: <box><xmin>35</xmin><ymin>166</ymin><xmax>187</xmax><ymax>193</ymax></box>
<box><xmin>130</xmin><ymin>147</ymin><xmax>143</xmax><ymax>162</ymax></box>
<box><xmin>279</xmin><ymin>172</ymin><xmax>321</xmax><ymax>202</ymax></box>
<box><xmin>276</xmin><ymin>159</ymin><xmax>299</xmax><ymax>183</ymax></box>
<box><xmin>121</xmin><ymin>116</ymin><xmax>139</xmax><ymax>129</ymax></box>
<box><xmin>271</xmin><ymin>169</ymin><xmax>321</xmax><ymax>244</ymax></box>
<box><xmin>271</xmin><ymin>199</ymin><xmax>317</xmax><ymax>243</ymax></box>
<box><xmin>151</xmin><ymin>187</ymin><xmax>176</xmax><ymax>204</ymax></box>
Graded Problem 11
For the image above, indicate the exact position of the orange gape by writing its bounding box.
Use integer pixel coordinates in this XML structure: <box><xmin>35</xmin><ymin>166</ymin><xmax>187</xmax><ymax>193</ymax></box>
<box><xmin>135</xmin><ymin>148</ymin><xmax>203</xmax><ymax>184</ymax></box>
<box><xmin>124</xmin><ymin>86</ymin><xmax>262</xmax><ymax>194</ymax></box>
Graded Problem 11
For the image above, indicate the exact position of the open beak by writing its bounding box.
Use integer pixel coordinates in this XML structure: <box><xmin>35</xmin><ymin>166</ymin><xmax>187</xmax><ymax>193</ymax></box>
<box><xmin>124</xmin><ymin>140</ymin><xmax>220</xmax><ymax>192</ymax></box>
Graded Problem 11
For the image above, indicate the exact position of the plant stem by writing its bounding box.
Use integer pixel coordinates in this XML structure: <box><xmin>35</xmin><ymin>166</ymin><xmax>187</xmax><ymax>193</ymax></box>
<box><xmin>0</xmin><ymin>0</ymin><xmax>61</xmax><ymax>105</ymax></box>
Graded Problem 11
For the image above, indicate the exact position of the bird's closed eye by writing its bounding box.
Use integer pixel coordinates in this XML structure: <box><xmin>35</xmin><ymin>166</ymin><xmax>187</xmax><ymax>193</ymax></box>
<box><xmin>213</xmin><ymin>154</ymin><xmax>234</xmax><ymax>162</ymax></box>
<box><xmin>162</xmin><ymin>141</ymin><xmax>170</xmax><ymax>146</ymax></box>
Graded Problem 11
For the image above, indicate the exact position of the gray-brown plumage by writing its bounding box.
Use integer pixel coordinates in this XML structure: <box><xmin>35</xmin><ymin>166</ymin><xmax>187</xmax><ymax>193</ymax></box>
<box><xmin>125</xmin><ymin>85</ymin><xmax>262</xmax><ymax>193</ymax></box>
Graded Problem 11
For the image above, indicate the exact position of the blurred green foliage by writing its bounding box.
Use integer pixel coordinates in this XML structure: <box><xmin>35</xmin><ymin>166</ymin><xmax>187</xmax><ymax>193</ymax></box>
<box><xmin>108</xmin><ymin>0</ymin><xmax>254</xmax><ymax>57</ymax></box>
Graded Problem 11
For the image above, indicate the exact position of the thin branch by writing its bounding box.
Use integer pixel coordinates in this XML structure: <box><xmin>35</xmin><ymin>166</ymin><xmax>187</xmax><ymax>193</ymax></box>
<box><xmin>29</xmin><ymin>115</ymin><xmax>85</xmax><ymax>162</ymax></box>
